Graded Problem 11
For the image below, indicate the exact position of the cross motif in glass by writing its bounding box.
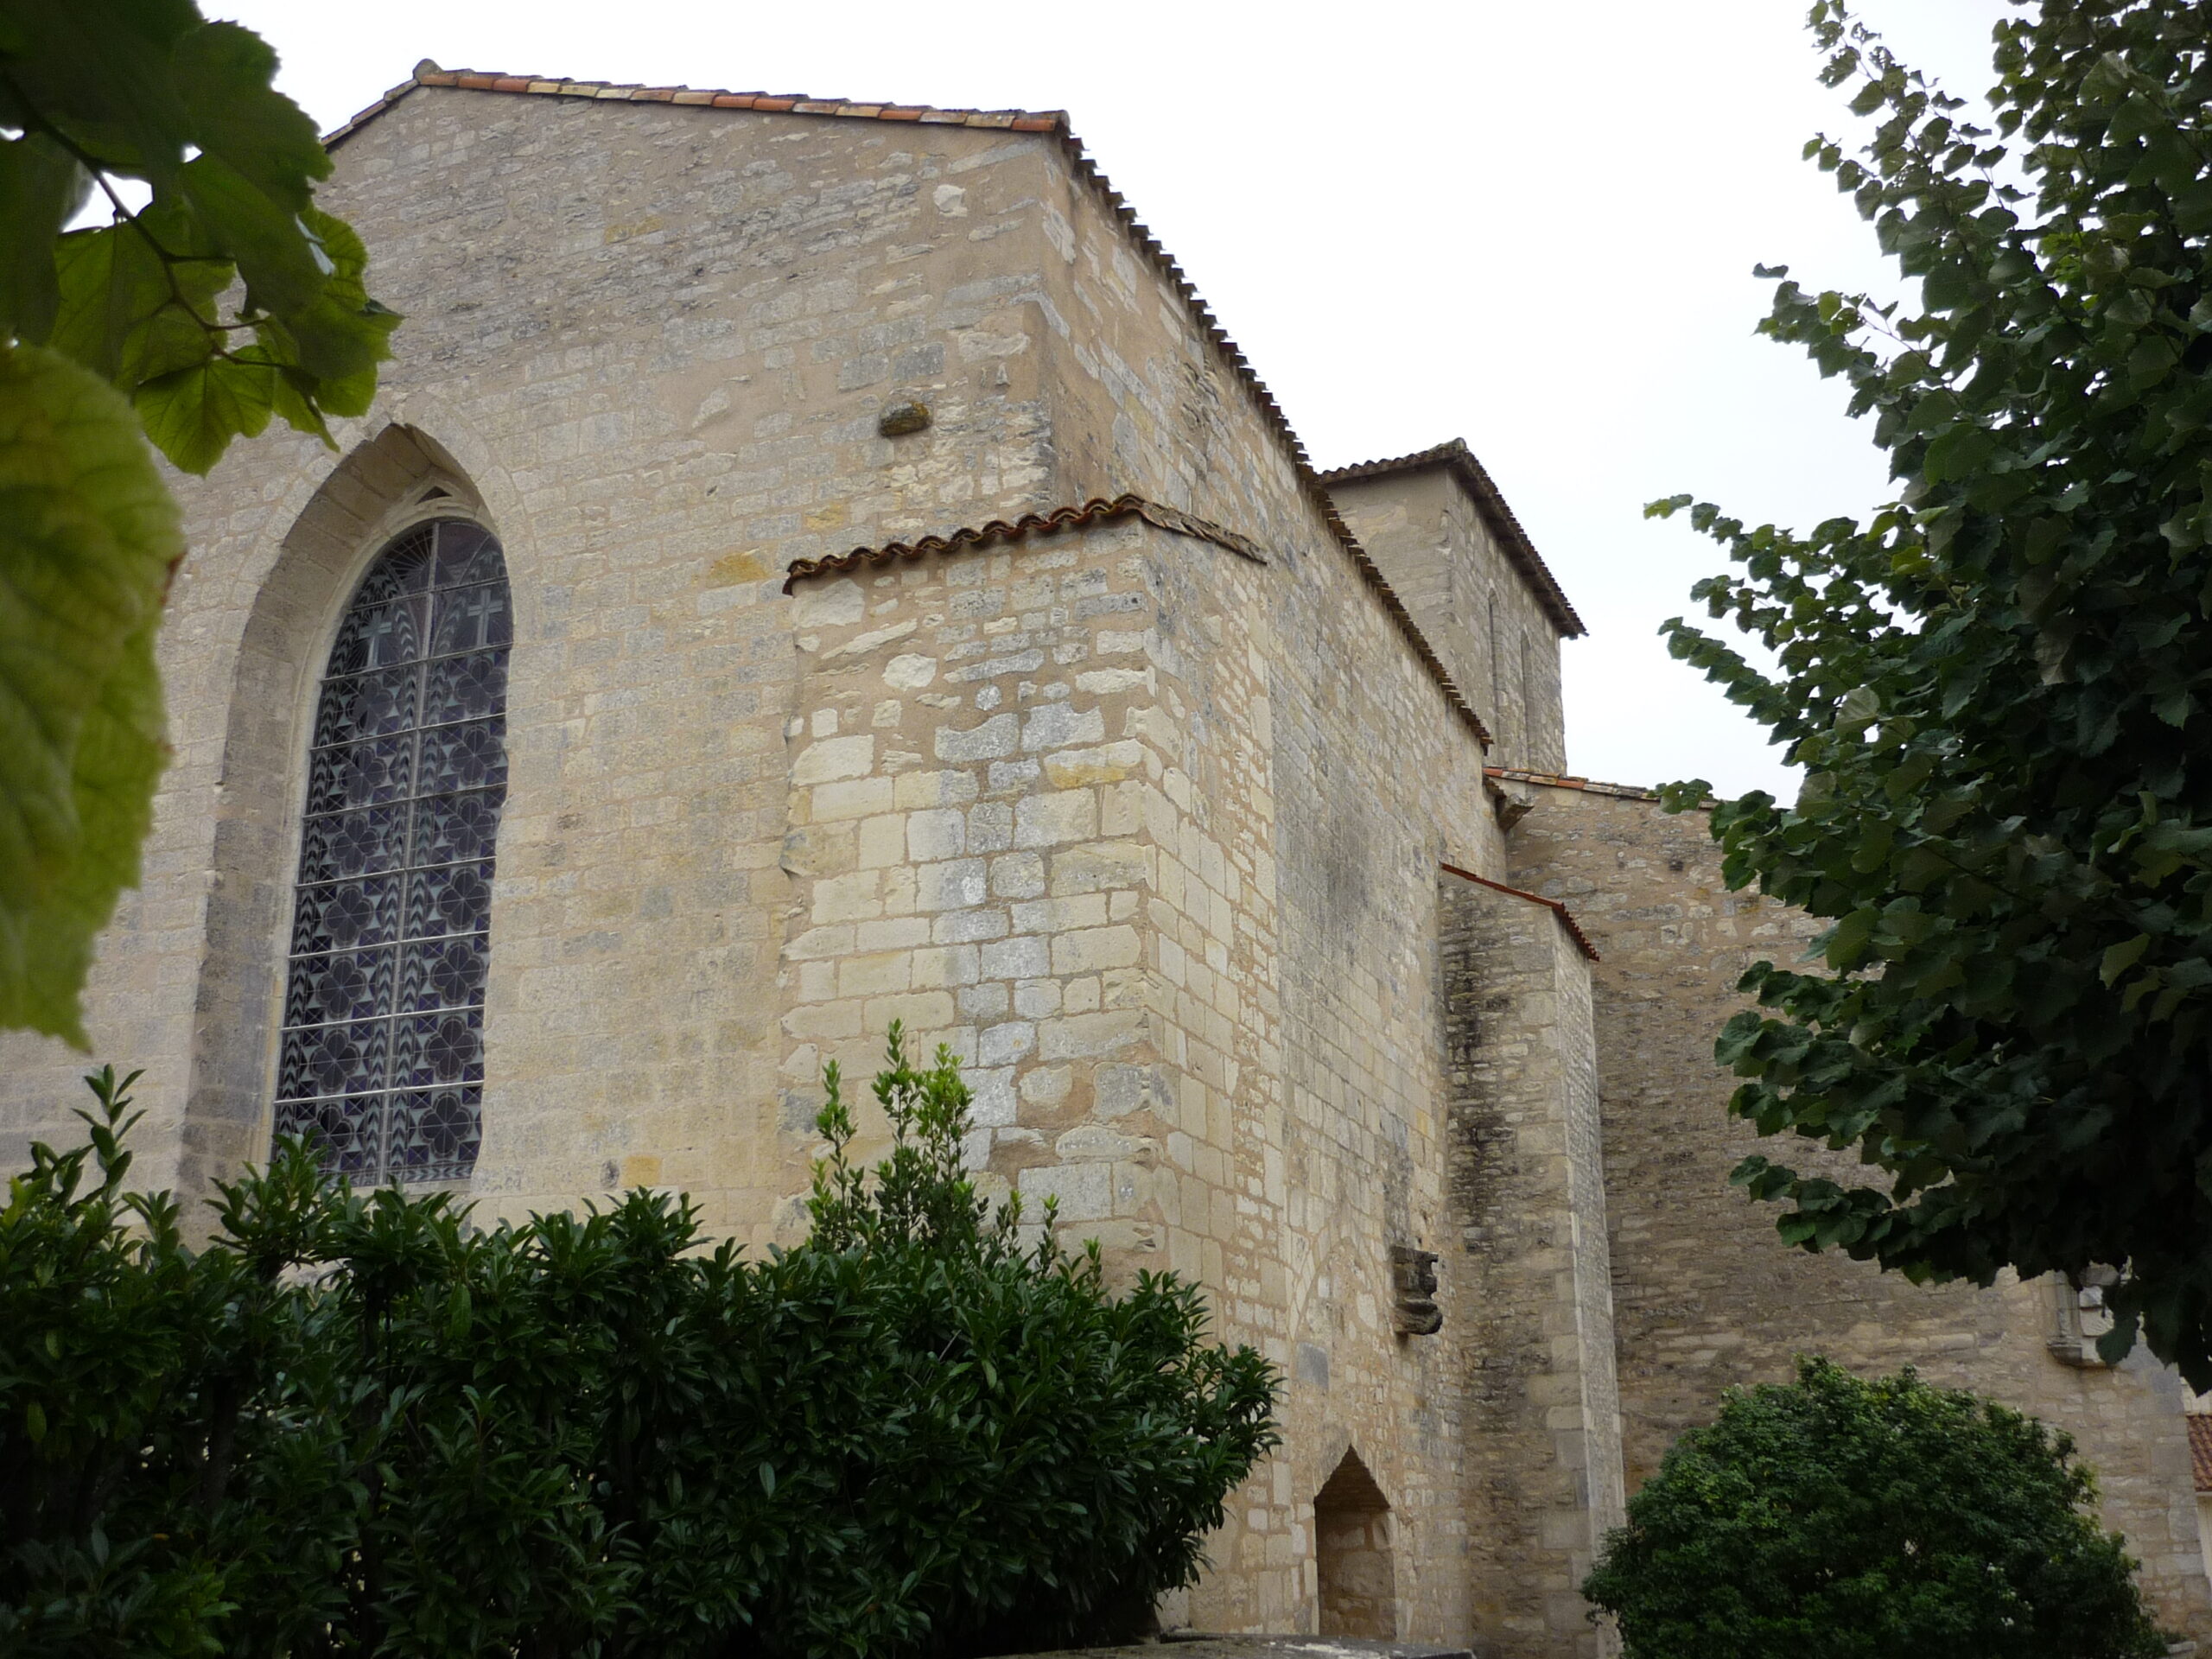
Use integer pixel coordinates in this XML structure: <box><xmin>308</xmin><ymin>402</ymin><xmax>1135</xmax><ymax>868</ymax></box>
<box><xmin>274</xmin><ymin>520</ymin><xmax>510</xmax><ymax>1183</ymax></box>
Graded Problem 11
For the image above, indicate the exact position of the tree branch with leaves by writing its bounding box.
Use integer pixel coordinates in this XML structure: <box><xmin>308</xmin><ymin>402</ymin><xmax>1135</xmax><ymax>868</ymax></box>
<box><xmin>1660</xmin><ymin>0</ymin><xmax>2212</xmax><ymax>1380</ymax></box>
<box><xmin>0</xmin><ymin>0</ymin><xmax>395</xmax><ymax>1045</ymax></box>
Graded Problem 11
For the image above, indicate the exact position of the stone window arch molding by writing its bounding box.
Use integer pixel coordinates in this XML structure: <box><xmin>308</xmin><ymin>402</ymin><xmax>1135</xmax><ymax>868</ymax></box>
<box><xmin>272</xmin><ymin>511</ymin><xmax>512</xmax><ymax>1185</ymax></box>
<box><xmin>177</xmin><ymin>423</ymin><xmax>517</xmax><ymax>1202</ymax></box>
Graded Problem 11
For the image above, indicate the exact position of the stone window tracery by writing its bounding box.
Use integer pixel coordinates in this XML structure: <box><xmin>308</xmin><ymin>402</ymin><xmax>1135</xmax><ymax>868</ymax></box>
<box><xmin>273</xmin><ymin>519</ymin><xmax>510</xmax><ymax>1184</ymax></box>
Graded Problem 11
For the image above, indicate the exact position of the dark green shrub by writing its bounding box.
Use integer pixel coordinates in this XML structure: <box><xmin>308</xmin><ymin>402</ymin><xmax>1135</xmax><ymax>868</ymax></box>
<box><xmin>0</xmin><ymin>1029</ymin><xmax>1279</xmax><ymax>1656</ymax></box>
<box><xmin>1582</xmin><ymin>1357</ymin><xmax>2168</xmax><ymax>1658</ymax></box>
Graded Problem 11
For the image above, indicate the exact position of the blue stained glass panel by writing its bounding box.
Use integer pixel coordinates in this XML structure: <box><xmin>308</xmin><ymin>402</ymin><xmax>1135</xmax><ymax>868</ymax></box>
<box><xmin>276</xmin><ymin>520</ymin><xmax>509</xmax><ymax>1185</ymax></box>
<box><xmin>314</xmin><ymin>666</ymin><xmax>419</xmax><ymax>747</ymax></box>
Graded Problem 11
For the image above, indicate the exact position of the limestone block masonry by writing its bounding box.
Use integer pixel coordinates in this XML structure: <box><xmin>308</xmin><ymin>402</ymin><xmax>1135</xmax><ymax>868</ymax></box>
<box><xmin>1501</xmin><ymin>771</ymin><xmax>2212</xmax><ymax>1644</ymax></box>
<box><xmin>1440</xmin><ymin>872</ymin><xmax>1624</xmax><ymax>1658</ymax></box>
<box><xmin>0</xmin><ymin>65</ymin><xmax>2207</xmax><ymax>1655</ymax></box>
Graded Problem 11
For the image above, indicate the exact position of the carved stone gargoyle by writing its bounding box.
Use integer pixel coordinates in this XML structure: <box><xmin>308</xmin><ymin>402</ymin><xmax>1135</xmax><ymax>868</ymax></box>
<box><xmin>1389</xmin><ymin>1243</ymin><xmax>1443</xmax><ymax>1336</ymax></box>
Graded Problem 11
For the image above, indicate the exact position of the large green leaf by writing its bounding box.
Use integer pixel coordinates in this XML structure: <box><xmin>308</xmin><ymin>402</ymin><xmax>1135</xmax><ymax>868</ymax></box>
<box><xmin>135</xmin><ymin>353</ymin><xmax>276</xmax><ymax>476</ymax></box>
<box><xmin>0</xmin><ymin>0</ymin><xmax>397</xmax><ymax>1045</ymax></box>
<box><xmin>4</xmin><ymin>0</ymin><xmax>397</xmax><ymax>477</ymax></box>
<box><xmin>0</xmin><ymin>0</ymin><xmax>198</xmax><ymax>184</ymax></box>
<box><xmin>170</xmin><ymin>21</ymin><xmax>328</xmax><ymax>211</ymax></box>
<box><xmin>0</xmin><ymin>134</ymin><xmax>87</xmax><ymax>341</ymax></box>
<box><xmin>48</xmin><ymin>208</ymin><xmax>230</xmax><ymax>387</ymax></box>
<box><xmin>177</xmin><ymin>151</ymin><xmax>326</xmax><ymax>320</ymax></box>
<box><xmin>0</xmin><ymin>344</ymin><xmax>176</xmax><ymax>1045</ymax></box>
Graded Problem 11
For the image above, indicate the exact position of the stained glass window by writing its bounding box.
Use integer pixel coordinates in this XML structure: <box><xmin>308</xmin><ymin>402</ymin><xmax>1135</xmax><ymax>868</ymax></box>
<box><xmin>274</xmin><ymin>519</ymin><xmax>510</xmax><ymax>1184</ymax></box>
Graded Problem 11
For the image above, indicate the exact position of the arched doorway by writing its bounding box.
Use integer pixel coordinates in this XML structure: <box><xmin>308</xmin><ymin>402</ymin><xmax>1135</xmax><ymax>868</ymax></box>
<box><xmin>1314</xmin><ymin>1447</ymin><xmax>1395</xmax><ymax>1638</ymax></box>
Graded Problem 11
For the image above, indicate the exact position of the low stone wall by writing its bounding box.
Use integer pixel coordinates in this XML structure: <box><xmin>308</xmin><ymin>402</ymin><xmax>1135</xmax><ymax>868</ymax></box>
<box><xmin>1502</xmin><ymin>772</ymin><xmax>2212</xmax><ymax>1645</ymax></box>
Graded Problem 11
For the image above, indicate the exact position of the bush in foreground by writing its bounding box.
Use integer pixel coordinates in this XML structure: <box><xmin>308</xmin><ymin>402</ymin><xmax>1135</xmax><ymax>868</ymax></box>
<box><xmin>1582</xmin><ymin>1357</ymin><xmax>2167</xmax><ymax>1659</ymax></box>
<box><xmin>0</xmin><ymin>1028</ymin><xmax>1279</xmax><ymax>1656</ymax></box>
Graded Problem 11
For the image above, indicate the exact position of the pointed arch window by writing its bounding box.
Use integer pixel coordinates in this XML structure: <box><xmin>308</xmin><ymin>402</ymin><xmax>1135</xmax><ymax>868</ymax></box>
<box><xmin>275</xmin><ymin>520</ymin><xmax>510</xmax><ymax>1184</ymax></box>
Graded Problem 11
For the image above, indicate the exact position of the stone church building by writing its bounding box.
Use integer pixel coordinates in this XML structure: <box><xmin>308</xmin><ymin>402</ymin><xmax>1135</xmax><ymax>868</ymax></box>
<box><xmin>6</xmin><ymin>64</ymin><xmax>2210</xmax><ymax>1653</ymax></box>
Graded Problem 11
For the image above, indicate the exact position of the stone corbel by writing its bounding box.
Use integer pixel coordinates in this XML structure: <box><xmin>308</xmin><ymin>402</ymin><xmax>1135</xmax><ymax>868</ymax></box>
<box><xmin>1389</xmin><ymin>1244</ymin><xmax>1442</xmax><ymax>1336</ymax></box>
<box><xmin>2046</xmin><ymin>1266</ymin><xmax>2121</xmax><ymax>1369</ymax></box>
<box><xmin>1485</xmin><ymin>776</ymin><xmax>1538</xmax><ymax>830</ymax></box>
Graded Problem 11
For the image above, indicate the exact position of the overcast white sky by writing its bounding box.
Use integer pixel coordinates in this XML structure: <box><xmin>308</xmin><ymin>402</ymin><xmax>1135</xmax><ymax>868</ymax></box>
<box><xmin>219</xmin><ymin>0</ymin><xmax>2014</xmax><ymax>798</ymax></box>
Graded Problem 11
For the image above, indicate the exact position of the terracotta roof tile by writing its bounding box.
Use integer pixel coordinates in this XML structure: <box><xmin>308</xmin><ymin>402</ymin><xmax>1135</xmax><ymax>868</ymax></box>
<box><xmin>1440</xmin><ymin>861</ymin><xmax>1600</xmax><ymax>962</ymax></box>
<box><xmin>783</xmin><ymin>493</ymin><xmax>1261</xmax><ymax>588</ymax></box>
<box><xmin>1322</xmin><ymin>439</ymin><xmax>1585</xmax><ymax>639</ymax></box>
<box><xmin>329</xmin><ymin>64</ymin><xmax>1497</xmax><ymax>753</ymax></box>
<box><xmin>2190</xmin><ymin>1414</ymin><xmax>2212</xmax><ymax>1491</ymax></box>
<box><xmin>1484</xmin><ymin>766</ymin><xmax>1659</xmax><ymax>802</ymax></box>
<box><xmin>785</xmin><ymin>495</ymin><xmax>1492</xmax><ymax>751</ymax></box>
<box><xmin>1484</xmin><ymin>766</ymin><xmax>1725</xmax><ymax>813</ymax></box>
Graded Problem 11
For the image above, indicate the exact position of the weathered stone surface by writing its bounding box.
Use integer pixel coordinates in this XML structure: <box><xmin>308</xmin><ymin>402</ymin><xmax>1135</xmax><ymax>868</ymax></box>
<box><xmin>1</xmin><ymin>75</ymin><xmax>2205</xmax><ymax>1657</ymax></box>
<box><xmin>1440</xmin><ymin>872</ymin><xmax>1620</xmax><ymax>1659</ymax></box>
<box><xmin>1332</xmin><ymin>467</ymin><xmax>1566</xmax><ymax>773</ymax></box>
<box><xmin>1503</xmin><ymin>772</ymin><xmax>2212</xmax><ymax>1643</ymax></box>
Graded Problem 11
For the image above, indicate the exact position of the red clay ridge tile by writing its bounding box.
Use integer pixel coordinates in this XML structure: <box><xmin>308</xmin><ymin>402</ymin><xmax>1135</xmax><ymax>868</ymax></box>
<box><xmin>1441</xmin><ymin>862</ymin><xmax>1600</xmax><ymax>962</ymax></box>
<box><xmin>782</xmin><ymin>494</ymin><xmax>1264</xmax><ymax>591</ymax></box>
<box><xmin>1322</xmin><ymin>439</ymin><xmax>1584</xmax><ymax>639</ymax></box>
<box><xmin>782</xmin><ymin>494</ymin><xmax>1491</xmax><ymax>751</ymax></box>
<box><xmin>1484</xmin><ymin>766</ymin><xmax>1713</xmax><ymax>805</ymax></box>
<box><xmin>2189</xmin><ymin>1414</ymin><xmax>2212</xmax><ymax>1491</ymax></box>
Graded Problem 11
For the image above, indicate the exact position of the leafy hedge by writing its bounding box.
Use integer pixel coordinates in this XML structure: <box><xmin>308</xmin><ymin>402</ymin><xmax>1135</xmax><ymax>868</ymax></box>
<box><xmin>1582</xmin><ymin>1357</ymin><xmax>2168</xmax><ymax>1658</ymax></box>
<box><xmin>0</xmin><ymin>1030</ymin><xmax>1279</xmax><ymax>1656</ymax></box>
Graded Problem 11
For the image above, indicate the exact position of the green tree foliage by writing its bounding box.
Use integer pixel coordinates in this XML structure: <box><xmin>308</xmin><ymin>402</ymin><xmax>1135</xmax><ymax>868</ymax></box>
<box><xmin>0</xmin><ymin>1</ymin><xmax>395</xmax><ymax>1044</ymax></box>
<box><xmin>1655</xmin><ymin>0</ymin><xmax>2212</xmax><ymax>1379</ymax></box>
<box><xmin>0</xmin><ymin>1030</ymin><xmax>1281</xmax><ymax>1656</ymax></box>
<box><xmin>1582</xmin><ymin>1358</ymin><xmax>2167</xmax><ymax>1658</ymax></box>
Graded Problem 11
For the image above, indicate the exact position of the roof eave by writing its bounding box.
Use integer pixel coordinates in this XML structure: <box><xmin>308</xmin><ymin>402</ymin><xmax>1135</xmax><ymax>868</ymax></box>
<box><xmin>1320</xmin><ymin>440</ymin><xmax>1586</xmax><ymax>639</ymax></box>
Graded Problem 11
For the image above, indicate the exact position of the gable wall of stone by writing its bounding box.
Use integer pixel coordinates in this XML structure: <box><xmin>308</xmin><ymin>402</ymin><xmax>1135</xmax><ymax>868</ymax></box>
<box><xmin>0</xmin><ymin>82</ymin><xmax>1612</xmax><ymax>1649</ymax></box>
<box><xmin>1328</xmin><ymin>468</ymin><xmax>1567</xmax><ymax>773</ymax></box>
<box><xmin>1</xmin><ymin>90</ymin><xmax>1083</xmax><ymax>1230</ymax></box>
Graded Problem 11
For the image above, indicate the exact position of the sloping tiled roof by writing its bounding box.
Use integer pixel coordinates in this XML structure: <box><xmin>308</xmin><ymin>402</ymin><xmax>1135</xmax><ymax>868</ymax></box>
<box><xmin>785</xmin><ymin>495</ymin><xmax>1495</xmax><ymax>750</ymax></box>
<box><xmin>325</xmin><ymin>63</ymin><xmax>1068</xmax><ymax>144</ymax></box>
<box><xmin>782</xmin><ymin>494</ymin><xmax>1263</xmax><ymax>587</ymax></box>
<box><xmin>1484</xmin><ymin>766</ymin><xmax>1659</xmax><ymax>802</ymax></box>
<box><xmin>1484</xmin><ymin>766</ymin><xmax>1725</xmax><ymax>812</ymax></box>
<box><xmin>330</xmin><ymin>63</ymin><xmax>1497</xmax><ymax>753</ymax></box>
<box><xmin>1322</xmin><ymin>439</ymin><xmax>1585</xmax><ymax>639</ymax></box>
<box><xmin>1440</xmin><ymin>861</ymin><xmax>1599</xmax><ymax>963</ymax></box>
<box><xmin>2190</xmin><ymin>1414</ymin><xmax>2212</xmax><ymax>1492</ymax></box>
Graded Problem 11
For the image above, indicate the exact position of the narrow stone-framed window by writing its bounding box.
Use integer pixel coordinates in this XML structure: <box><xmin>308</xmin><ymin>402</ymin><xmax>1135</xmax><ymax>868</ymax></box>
<box><xmin>273</xmin><ymin>519</ymin><xmax>510</xmax><ymax>1184</ymax></box>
